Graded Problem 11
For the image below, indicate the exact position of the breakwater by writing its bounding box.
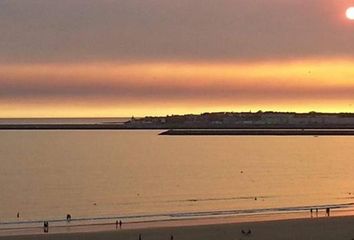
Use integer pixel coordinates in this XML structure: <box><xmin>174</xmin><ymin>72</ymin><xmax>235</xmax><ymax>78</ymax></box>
<box><xmin>160</xmin><ymin>129</ymin><xmax>354</xmax><ymax>136</ymax></box>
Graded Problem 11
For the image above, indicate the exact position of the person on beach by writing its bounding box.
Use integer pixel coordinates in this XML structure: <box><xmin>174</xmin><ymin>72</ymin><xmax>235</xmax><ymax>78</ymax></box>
<box><xmin>116</xmin><ymin>220</ymin><xmax>118</xmax><ymax>229</ymax></box>
<box><xmin>241</xmin><ymin>229</ymin><xmax>252</xmax><ymax>236</ymax></box>
<box><xmin>310</xmin><ymin>208</ymin><xmax>313</xmax><ymax>218</ymax></box>
<box><xmin>170</xmin><ymin>235</ymin><xmax>174</xmax><ymax>240</ymax></box>
<box><xmin>326</xmin><ymin>208</ymin><xmax>330</xmax><ymax>217</ymax></box>
<box><xmin>43</xmin><ymin>221</ymin><xmax>49</xmax><ymax>233</ymax></box>
<box><xmin>17</xmin><ymin>212</ymin><xmax>20</xmax><ymax>219</ymax></box>
<box><xmin>316</xmin><ymin>208</ymin><xmax>318</xmax><ymax>217</ymax></box>
<box><xmin>139</xmin><ymin>233</ymin><xmax>142</xmax><ymax>240</ymax></box>
<box><xmin>66</xmin><ymin>214</ymin><xmax>72</xmax><ymax>222</ymax></box>
<box><xmin>119</xmin><ymin>220</ymin><xmax>122</xmax><ymax>229</ymax></box>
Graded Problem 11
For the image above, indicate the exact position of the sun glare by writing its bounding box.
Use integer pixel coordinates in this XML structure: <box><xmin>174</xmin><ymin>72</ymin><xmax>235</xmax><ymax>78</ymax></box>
<box><xmin>346</xmin><ymin>7</ymin><xmax>354</xmax><ymax>20</ymax></box>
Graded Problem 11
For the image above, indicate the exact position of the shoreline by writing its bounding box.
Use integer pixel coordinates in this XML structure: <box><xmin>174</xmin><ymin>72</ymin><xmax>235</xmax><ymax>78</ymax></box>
<box><xmin>2</xmin><ymin>214</ymin><xmax>354</xmax><ymax>240</ymax></box>
<box><xmin>1</xmin><ymin>206</ymin><xmax>354</xmax><ymax>238</ymax></box>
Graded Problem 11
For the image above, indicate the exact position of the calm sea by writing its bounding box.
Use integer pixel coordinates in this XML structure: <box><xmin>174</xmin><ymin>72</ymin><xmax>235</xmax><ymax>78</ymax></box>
<box><xmin>1</xmin><ymin>130</ymin><xmax>354</xmax><ymax>229</ymax></box>
<box><xmin>0</xmin><ymin>118</ymin><xmax>129</xmax><ymax>124</ymax></box>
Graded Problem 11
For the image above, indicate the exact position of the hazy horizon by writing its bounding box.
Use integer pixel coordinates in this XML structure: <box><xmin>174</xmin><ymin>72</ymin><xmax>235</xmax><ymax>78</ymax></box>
<box><xmin>2</xmin><ymin>110</ymin><xmax>354</xmax><ymax>120</ymax></box>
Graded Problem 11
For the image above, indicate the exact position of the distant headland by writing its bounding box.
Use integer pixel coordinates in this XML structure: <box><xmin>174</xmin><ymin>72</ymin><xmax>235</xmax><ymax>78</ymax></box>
<box><xmin>127</xmin><ymin>111</ymin><xmax>354</xmax><ymax>135</ymax></box>
<box><xmin>2</xmin><ymin>112</ymin><xmax>354</xmax><ymax>135</ymax></box>
<box><xmin>126</xmin><ymin>111</ymin><xmax>354</xmax><ymax>130</ymax></box>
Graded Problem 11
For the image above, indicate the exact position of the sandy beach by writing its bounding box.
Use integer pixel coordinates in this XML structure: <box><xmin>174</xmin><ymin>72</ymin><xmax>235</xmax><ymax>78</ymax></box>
<box><xmin>2</xmin><ymin>215</ymin><xmax>354</xmax><ymax>240</ymax></box>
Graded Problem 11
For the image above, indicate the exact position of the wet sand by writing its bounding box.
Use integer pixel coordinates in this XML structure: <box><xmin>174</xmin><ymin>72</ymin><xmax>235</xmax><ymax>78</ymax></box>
<box><xmin>2</xmin><ymin>215</ymin><xmax>354</xmax><ymax>240</ymax></box>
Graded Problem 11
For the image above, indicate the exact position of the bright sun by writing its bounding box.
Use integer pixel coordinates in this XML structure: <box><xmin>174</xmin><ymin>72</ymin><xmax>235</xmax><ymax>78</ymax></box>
<box><xmin>346</xmin><ymin>7</ymin><xmax>354</xmax><ymax>20</ymax></box>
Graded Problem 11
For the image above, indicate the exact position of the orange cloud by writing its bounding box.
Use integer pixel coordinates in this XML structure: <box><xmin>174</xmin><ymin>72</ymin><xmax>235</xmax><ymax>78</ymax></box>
<box><xmin>1</xmin><ymin>58</ymin><xmax>354</xmax><ymax>117</ymax></box>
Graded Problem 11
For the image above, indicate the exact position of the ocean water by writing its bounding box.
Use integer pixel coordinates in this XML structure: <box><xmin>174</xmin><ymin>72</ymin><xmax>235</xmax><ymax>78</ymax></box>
<box><xmin>0</xmin><ymin>118</ymin><xmax>129</xmax><ymax>124</ymax></box>
<box><xmin>1</xmin><ymin>130</ymin><xmax>354</xmax><ymax>229</ymax></box>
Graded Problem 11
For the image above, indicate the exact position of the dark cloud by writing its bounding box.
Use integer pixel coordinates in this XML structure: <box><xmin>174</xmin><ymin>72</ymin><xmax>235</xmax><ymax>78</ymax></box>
<box><xmin>1</xmin><ymin>77</ymin><xmax>353</xmax><ymax>103</ymax></box>
<box><xmin>0</xmin><ymin>0</ymin><xmax>353</xmax><ymax>63</ymax></box>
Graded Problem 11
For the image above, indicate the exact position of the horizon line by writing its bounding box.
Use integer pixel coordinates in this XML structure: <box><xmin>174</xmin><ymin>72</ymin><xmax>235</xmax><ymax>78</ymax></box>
<box><xmin>2</xmin><ymin>110</ymin><xmax>354</xmax><ymax>119</ymax></box>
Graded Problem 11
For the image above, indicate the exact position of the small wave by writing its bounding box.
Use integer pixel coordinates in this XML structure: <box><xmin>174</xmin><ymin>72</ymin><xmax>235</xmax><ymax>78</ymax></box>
<box><xmin>172</xmin><ymin>195</ymin><xmax>274</xmax><ymax>203</ymax></box>
<box><xmin>1</xmin><ymin>202</ymin><xmax>353</xmax><ymax>230</ymax></box>
<box><xmin>170</xmin><ymin>203</ymin><xmax>354</xmax><ymax>218</ymax></box>
<box><xmin>337</xmin><ymin>197</ymin><xmax>354</xmax><ymax>200</ymax></box>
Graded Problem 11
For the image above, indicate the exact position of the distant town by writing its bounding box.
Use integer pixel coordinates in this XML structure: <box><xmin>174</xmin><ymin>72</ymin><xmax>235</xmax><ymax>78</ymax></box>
<box><xmin>2</xmin><ymin>112</ymin><xmax>354</xmax><ymax>132</ymax></box>
<box><xmin>125</xmin><ymin>111</ymin><xmax>354</xmax><ymax>129</ymax></box>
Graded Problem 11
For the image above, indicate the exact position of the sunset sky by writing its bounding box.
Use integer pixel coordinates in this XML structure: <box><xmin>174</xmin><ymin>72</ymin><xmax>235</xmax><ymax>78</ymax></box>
<box><xmin>1</xmin><ymin>0</ymin><xmax>354</xmax><ymax>117</ymax></box>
